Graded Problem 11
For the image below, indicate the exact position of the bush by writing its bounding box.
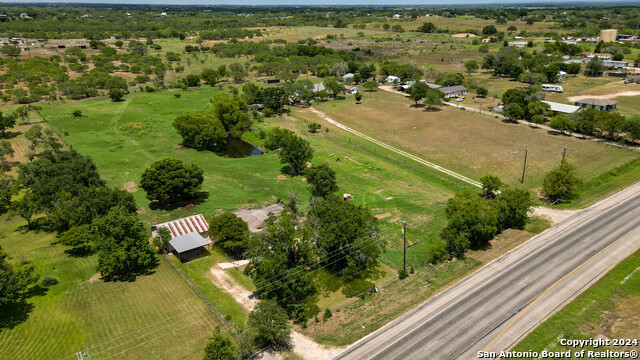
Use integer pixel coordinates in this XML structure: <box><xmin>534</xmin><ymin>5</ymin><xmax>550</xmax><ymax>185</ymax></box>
<box><xmin>41</xmin><ymin>276</ymin><xmax>59</xmax><ymax>287</ymax></box>
<box><xmin>307</xmin><ymin>122</ymin><xmax>321</xmax><ymax>133</ymax></box>
<box><xmin>323</xmin><ymin>308</ymin><xmax>332</xmax><ymax>322</ymax></box>
<box><xmin>262</xmin><ymin>108</ymin><xmax>275</xmax><ymax>117</ymax></box>
<box><xmin>72</xmin><ymin>110</ymin><xmax>83</xmax><ymax>117</ymax></box>
<box><xmin>109</xmin><ymin>88</ymin><xmax>124</xmax><ymax>102</ymax></box>
<box><xmin>173</xmin><ymin>92</ymin><xmax>182</xmax><ymax>98</ymax></box>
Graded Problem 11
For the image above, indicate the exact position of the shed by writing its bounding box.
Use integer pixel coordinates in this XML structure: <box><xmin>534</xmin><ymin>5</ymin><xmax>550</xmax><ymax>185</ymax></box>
<box><xmin>542</xmin><ymin>101</ymin><xmax>581</xmax><ymax>114</ymax></box>
<box><xmin>574</xmin><ymin>98</ymin><xmax>617</xmax><ymax>112</ymax></box>
<box><xmin>341</xmin><ymin>73</ymin><xmax>354</xmax><ymax>82</ymax></box>
<box><xmin>387</xmin><ymin>75</ymin><xmax>401</xmax><ymax>84</ymax></box>
<box><xmin>312</xmin><ymin>83</ymin><xmax>326</xmax><ymax>93</ymax></box>
<box><xmin>169</xmin><ymin>232</ymin><xmax>210</xmax><ymax>261</ymax></box>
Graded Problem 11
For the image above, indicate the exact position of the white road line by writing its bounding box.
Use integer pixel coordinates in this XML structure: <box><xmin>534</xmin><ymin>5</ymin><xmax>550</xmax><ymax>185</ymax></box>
<box><xmin>308</xmin><ymin>107</ymin><xmax>482</xmax><ymax>188</ymax></box>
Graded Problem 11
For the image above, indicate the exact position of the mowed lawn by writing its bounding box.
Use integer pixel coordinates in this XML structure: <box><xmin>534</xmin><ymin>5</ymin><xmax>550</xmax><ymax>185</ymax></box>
<box><xmin>0</xmin><ymin>215</ymin><xmax>222</xmax><ymax>360</ymax></box>
<box><xmin>306</xmin><ymin>91</ymin><xmax>640</xmax><ymax>196</ymax></box>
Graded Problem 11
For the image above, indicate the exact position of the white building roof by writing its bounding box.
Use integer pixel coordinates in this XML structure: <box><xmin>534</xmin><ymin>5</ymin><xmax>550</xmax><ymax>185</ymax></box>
<box><xmin>169</xmin><ymin>232</ymin><xmax>209</xmax><ymax>253</ymax></box>
<box><xmin>542</xmin><ymin>101</ymin><xmax>581</xmax><ymax>114</ymax></box>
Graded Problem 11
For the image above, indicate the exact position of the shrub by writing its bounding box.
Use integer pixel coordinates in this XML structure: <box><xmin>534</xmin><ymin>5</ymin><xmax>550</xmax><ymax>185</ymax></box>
<box><xmin>323</xmin><ymin>308</ymin><xmax>332</xmax><ymax>322</ymax></box>
<box><xmin>307</xmin><ymin>122</ymin><xmax>321</xmax><ymax>133</ymax></box>
<box><xmin>41</xmin><ymin>276</ymin><xmax>59</xmax><ymax>287</ymax></box>
<box><xmin>72</xmin><ymin>110</ymin><xmax>83</xmax><ymax>117</ymax></box>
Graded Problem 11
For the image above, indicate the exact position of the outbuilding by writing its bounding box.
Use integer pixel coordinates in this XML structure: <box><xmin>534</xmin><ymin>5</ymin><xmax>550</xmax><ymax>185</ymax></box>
<box><xmin>542</xmin><ymin>101</ymin><xmax>581</xmax><ymax>115</ymax></box>
<box><xmin>152</xmin><ymin>214</ymin><xmax>211</xmax><ymax>261</ymax></box>
<box><xmin>574</xmin><ymin>98</ymin><xmax>617</xmax><ymax>112</ymax></box>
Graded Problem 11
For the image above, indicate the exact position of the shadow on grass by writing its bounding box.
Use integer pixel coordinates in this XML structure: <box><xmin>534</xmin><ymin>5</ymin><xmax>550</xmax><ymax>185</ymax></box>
<box><xmin>0</xmin><ymin>300</ymin><xmax>34</xmax><ymax>330</ymax></box>
<box><xmin>422</xmin><ymin>107</ymin><xmax>442</xmax><ymax>112</ymax></box>
<box><xmin>101</xmin><ymin>257</ymin><xmax>159</xmax><ymax>283</ymax></box>
<box><xmin>0</xmin><ymin>131</ymin><xmax>21</xmax><ymax>140</ymax></box>
<box><xmin>148</xmin><ymin>191</ymin><xmax>210</xmax><ymax>211</ymax></box>
<box><xmin>64</xmin><ymin>245</ymin><xmax>94</xmax><ymax>258</ymax></box>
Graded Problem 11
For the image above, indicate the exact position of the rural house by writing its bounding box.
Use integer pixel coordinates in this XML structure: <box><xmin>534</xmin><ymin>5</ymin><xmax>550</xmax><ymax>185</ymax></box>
<box><xmin>152</xmin><ymin>214</ymin><xmax>211</xmax><ymax>261</ymax></box>
<box><xmin>439</xmin><ymin>85</ymin><xmax>467</xmax><ymax>98</ymax></box>
<box><xmin>574</xmin><ymin>98</ymin><xmax>617</xmax><ymax>112</ymax></box>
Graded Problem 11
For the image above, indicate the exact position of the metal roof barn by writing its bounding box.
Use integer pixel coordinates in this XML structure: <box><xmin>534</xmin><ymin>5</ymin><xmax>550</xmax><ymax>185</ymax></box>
<box><xmin>153</xmin><ymin>214</ymin><xmax>209</xmax><ymax>238</ymax></box>
<box><xmin>169</xmin><ymin>232</ymin><xmax>210</xmax><ymax>254</ymax></box>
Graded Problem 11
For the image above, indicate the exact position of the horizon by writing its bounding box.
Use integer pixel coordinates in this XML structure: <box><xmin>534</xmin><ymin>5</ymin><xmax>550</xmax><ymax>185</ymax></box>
<box><xmin>0</xmin><ymin>0</ymin><xmax>634</xmax><ymax>6</ymax></box>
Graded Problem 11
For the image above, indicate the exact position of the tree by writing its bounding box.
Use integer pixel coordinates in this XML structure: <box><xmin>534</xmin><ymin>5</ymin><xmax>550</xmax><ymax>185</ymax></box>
<box><xmin>354</xmin><ymin>92</ymin><xmax>363</xmax><ymax>104</ymax></box>
<box><xmin>140</xmin><ymin>158</ymin><xmax>204</xmax><ymax>204</ymax></box>
<box><xmin>13</xmin><ymin>104</ymin><xmax>41</xmax><ymax>125</ymax></box>
<box><xmin>260</xmin><ymin>87</ymin><xmax>288</xmax><ymax>111</ymax></box>
<box><xmin>23</xmin><ymin>124</ymin><xmax>62</xmax><ymax>156</ymax></box>
<box><xmin>480</xmin><ymin>175</ymin><xmax>502</xmax><ymax>199</ymax></box>
<box><xmin>248</xmin><ymin>300</ymin><xmax>292</xmax><ymax>349</ymax></box>
<box><xmin>0</xmin><ymin>246</ymin><xmax>37</xmax><ymax>304</ymax></box>
<box><xmin>229</xmin><ymin>62</ymin><xmax>248</xmax><ymax>83</ymax></box>
<box><xmin>407</xmin><ymin>81</ymin><xmax>429</xmax><ymax>106</ymax></box>
<box><xmin>245</xmin><ymin>212</ymin><xmax>316</xmax><ymax>319</ymax></box>
<box><xmin>0</xmin><ymin>112</ymin><xmax>16</xmax><ymax>137</ymax></box>
<box><xmin>440</xmin><ymin>189</ymin><xmax>499</xmax><ymax>256</ymax></box>
<box><xmin>59</xmin><ymin>225</ymin><xmax>96</xmax><ymax>254</ymax></box>
<box><xmin>464</xmin><ymin>60</ymin><xmax>479</xmax><ymax>74</ymax></box>
<box><xmin>0</xmin><ymin>44</ymin><xmax>21</xmax><ymax>57</ymax></box>
<box><xmin>435</xmin><ymin>73</ymin><xmax>465</xmax><ymax>86</ymax></box>
<box><xmin>362</xmin><ymin>80</ymin><xmax>378</xmax><ymax>93</ymax></box>
<box><xmin>10</xmin><ymin>191</ymin><xmax>40</xmax><ymax>229</ymax></box>
<box><xmin>93</xmin><ymin>205</ymin><xmax>156</xmax><ymax>278</ymax></box>
<box><xmin>211</xmin><ymin>93</ymin><xmax>251</xmax><ymax>137</ymax></box>
<box><xmin>504</xmin><ymin>103</ymin><xmax>524</xmax><ymax>121</ymax></box>
<box><xmin>482</xmin><ymin>25</ymin><xmax>498</xmax><ymax>35</ymax></box>
<box><xmin>585</xmin><ymin>57</ymin><xmax>604</xmax><ymax>77</ymax></box>
<box><xmin>308</xmin><ymin>195</ymin><xmax>381</xmax><ymax>278</ymax></box>
<box><xmin>209</xmin><ymin>212</ymin><xmax>250</xmax><ymax>255</ymax></box>
<box><xmin>323</xmin><ymin>78</ymin><xmax>345</xmax><ymax>98</ymax></box>
<box><xmin>306</xmin><ymin>163</ymin><xmax>338</xmax><ymax>198</ymax></box>
<box><xmin>423</xmin><ymin>88</ymin><xmax>443</xmax><ymax>110</ymax></box>
<box><xmin>542</xmin><ymin>160</ymin><xmax>583</xmax><ymax>203</ymax></box>
<box><xmin>417</xmin><ymin>22</ymin><xmax>437</xmax><ymax>33</ymax></box>
<box><xmin>201</xmin><ymin>68</ymin><xmax>220</xmax><ymax>86</ymax></box>
<box><xmin>203</xmin><ymin>331</ymin><xmax>237</xmax><ymax>360</ymax></box>
<box><xmin>307</xmin><ymin>122</ymin><xmax>321</xmax><ymax>133</ymax></box>
<box><xmin>494</xmin><ymin>188</ymin><xmax>535</xmax><ymax>230</ymax></box>
<box><xmin>549</xmin><ymin>114</ymin><xmax>575</xmax><ymax>134</ymax></box>
<box><xmin>476</xmin><ymin>87</ymin><xmax>488</xmax><ymax>97</ymax></box>
<box><xmin>173</xmin><ymin>113</ymin><xmax>227</xmax><ymax>151</ymax></box>
<box><xmin>518</xmin><ymin>72</ymin><xmax>547</xmax><ymax>86</ymax></box>
<box><xmin>0</xmin><ymin>140</ymin><xmax>14</xmax><ymax>169</ymax></box>
<box><xmin>152</xmin><ymin>227</ymin><xmax>171</xmax><ymax>252</ymax></box>
<box><xmin>109</xmin><ymin>88</ymin><xmax>124</xmax><ymax>102</ymax></box>
<box><xmin>278</xmin><ymin>133</ymin><xmax>313</xmax><ymax>176</ymax></box>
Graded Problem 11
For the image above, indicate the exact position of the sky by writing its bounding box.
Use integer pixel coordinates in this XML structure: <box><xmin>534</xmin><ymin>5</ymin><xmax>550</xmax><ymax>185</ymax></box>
<box><xmin>0</xmin><ymin>0</ymin><xmax>629</xmax><ymax>5</ymax></box>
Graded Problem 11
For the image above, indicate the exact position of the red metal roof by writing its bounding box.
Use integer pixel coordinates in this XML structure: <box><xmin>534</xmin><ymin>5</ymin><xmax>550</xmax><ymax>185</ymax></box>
<box><xmin>154</xmin><ymin>214</ymin><xmax>209</xmax><ymax>238</ymax></box>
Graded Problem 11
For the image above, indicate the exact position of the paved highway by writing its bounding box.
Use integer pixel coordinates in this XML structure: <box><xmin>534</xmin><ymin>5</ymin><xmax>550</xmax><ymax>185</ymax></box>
<box><xmin>334</xmin><ymin>182</ymin><xmax>640</xmax><ymax>360</ymax></box>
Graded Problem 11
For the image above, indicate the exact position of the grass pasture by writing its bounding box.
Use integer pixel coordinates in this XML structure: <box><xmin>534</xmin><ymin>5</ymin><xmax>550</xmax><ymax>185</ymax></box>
<box><xmin>304</xmin><ymin>90</ymin><xmax>640</xmax><ymax>199</ymax></box>
<box><xmin>0</xmin><ymin>215</ymin><xmax>222</xmax><ymax>360</ymax></box>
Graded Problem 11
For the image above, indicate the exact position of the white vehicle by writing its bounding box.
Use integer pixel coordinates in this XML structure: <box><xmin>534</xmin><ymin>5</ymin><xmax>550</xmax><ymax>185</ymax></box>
<box><xmin>542</xmin><ymin>84</ymin><xmax>564</xmax><ymax>93</ymax></box>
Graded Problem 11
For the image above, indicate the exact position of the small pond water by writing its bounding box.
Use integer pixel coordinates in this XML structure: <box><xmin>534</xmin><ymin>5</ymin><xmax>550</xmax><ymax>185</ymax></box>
<box><xmin>215</xmin><ymin>137</ymin><xmax>263</xmax><ymax>158</ymax></box>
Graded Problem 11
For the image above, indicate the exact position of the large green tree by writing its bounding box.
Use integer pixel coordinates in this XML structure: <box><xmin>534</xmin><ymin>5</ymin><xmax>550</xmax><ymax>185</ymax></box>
<box><xmin>210</xmin><ymin>93</ymin><xmax>251</xmax><ymax>137</ymax></box>
<box><xmin>248</xmin><ymin>300</ymin><xmax>292</xmax><ymax>349</ymax></box>
<box><xmin>203</xmin><ymin>331</ymin><xmax>237</xmax><ymax>360</ymax></box>
<box><xmin>0</xmin><ymin>112</ymin><xmax>16</xmax><ymax>137</ymax></box>
<box><xmin>278</xmin><ymin>133</ymin><xmax>314</xmax><ymax>176</ymax></box>
<box><xmin>173</xmin><ymin>113</ymin><xmax>227</xmax><ymax>151</ymax></box>
<box><xmin>209</xmin><ymin>212</ymin><xmax>250</xmax><ymax>255</ymax></box>
<box><xmin>0</xmin><ymin>246</ymin><xmax>37</xmax><ymax>304</ymax></box>
<box><xmin>308</xmin><ymin>195</ymin><xmax>381</xmax><ymax>279</ymax></box>
<box><xmin>407</xmin><ymin>81</ymin><xmax>428</xmax><ymax>106</ymax></box>
<box><xmin>542</xmin><ymin>160</ymin><xmax>583</xmax><ymax>203</ymax></box>
<box><xmin>140</xmin><ymin>158</ymin><xmax>204</xmax><ymax>204</ymax></box>
<box><xmin>305</xmin><ymin>163</ymin><xmax>338</xmax><ymax>198</ymax></box>
<box><xmin>92</xmin><ymin>205</ymin><xmax>156</xmax><ymax>279</ymax></box>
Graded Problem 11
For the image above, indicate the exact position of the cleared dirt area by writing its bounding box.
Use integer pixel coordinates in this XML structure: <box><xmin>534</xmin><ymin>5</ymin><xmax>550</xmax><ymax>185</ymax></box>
<box><xmin>567</xmin><ymin>91</ymin><xmax>640</xmax><ymax>102</ymax></box>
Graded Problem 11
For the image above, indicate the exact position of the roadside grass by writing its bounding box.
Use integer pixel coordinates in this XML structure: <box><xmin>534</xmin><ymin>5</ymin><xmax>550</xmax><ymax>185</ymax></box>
<box><xmin>304</xmin><ymin>91</ymin><xmax>640</xmax><ymax>200</ymax></box>
<box><xmin>301</xmin><ymin>221</ymin><xmax>551</xmax><ymax>346</ymax></box>
<box><xmin>0</xmin><ymin>214</ymin><xmax>222</xmax><ymax>360</ymax></box>
<box><xmin>513</xmin><ymin>249</ymin><xmax>640</xmax><ymax>356</ymax></box>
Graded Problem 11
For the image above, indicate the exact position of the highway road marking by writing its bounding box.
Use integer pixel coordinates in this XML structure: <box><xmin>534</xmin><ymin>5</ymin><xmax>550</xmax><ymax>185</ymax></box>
<box><xmin>473</xmin><ymin>225</ymin><xmax>640</xmax><ymax>360</ymax></box>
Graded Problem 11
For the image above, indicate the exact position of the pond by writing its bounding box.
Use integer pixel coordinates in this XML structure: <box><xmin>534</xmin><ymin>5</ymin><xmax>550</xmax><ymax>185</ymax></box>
<box><xmin>215</xmin><ymin>137</ymin><xmax>263</xmax><ymax>158</ymax></box>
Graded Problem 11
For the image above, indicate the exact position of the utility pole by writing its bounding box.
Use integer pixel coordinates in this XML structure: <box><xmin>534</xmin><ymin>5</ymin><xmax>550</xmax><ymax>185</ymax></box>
<box><xmin>520</xmin><ymin>148</ymin><xmax>528</xmax><ymax>184</ymax></box>
<box><xmin>561</xmin><ymin>147</ymin><xmax>568</xmax><ymax>168</ymax></box>
<box><xmin>401</xmin><ymin>222</ymin><xmax>409</xmax><ymax>276</ymax></box>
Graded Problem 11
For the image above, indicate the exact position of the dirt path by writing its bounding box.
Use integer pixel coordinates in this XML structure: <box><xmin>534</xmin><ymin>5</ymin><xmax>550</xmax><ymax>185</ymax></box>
<box><xmin>532</xmin><ymin>206</ymin><xmax>579</xmax><ymax>224</ymax></box>
<box><xmin>568</xmin><ymin>91</ymin><xmax>640</xmax><ymax>102</ymax></box>
<box><xmin>209</xmin><ymin>265</ymin><xmax>335</xmax><ymax>360</ymax></box>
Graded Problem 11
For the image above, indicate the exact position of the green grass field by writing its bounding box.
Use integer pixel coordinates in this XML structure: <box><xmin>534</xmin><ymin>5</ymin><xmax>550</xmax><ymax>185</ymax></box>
<box><xmin>513</xmin><ymin>249</ymin><xmax>640</xmax><ymax>357</ymax></box>
<box><xmin>0</xmin><ymin>215</ymin><xmax>223</xmax><ymax>360</ymax></box>
<box><xmin>304</xmin><ymin>90</ymin><xmax>640</xmax><ymax>202</ymax></box>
